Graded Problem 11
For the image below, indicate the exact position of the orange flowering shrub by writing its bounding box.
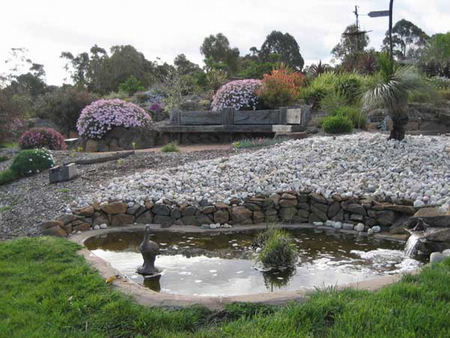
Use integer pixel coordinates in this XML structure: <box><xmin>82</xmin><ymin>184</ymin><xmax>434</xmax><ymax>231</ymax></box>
<box><xmin>257</xmin><ymin>69</ymin><xmax>305</xmax><ymax>108</ymax></box>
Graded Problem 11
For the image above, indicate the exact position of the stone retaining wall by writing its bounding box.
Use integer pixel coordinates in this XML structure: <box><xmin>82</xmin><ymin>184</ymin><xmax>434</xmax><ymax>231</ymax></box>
<box><xmin>41</xmin><ymin>191</ymin><xmax>418</xmax><ymax>237</ymax></box>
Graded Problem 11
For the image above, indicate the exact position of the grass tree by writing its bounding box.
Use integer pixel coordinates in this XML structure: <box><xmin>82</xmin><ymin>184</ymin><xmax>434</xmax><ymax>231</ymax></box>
<box><xmin>362</xmin><ymin>53</ymin><xmax>433</xmax><ymax>140</ymax></box>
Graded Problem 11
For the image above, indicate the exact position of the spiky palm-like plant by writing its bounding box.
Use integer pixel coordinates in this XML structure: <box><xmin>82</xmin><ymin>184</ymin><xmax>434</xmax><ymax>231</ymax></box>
<box><xmin>362</xmin><ymin>53</ymin><xmax>433</xmax><ymax>140</ymax></box>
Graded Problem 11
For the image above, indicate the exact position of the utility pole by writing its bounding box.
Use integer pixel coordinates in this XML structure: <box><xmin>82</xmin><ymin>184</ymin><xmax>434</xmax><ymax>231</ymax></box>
<box><xmin>389</xmin><ymin>0</ymin><xmax>394</xmax><ymax>61</ymax></box>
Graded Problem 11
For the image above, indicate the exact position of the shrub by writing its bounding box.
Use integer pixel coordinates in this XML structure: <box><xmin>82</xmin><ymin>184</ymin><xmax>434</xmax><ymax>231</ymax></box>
<box><xmin>10</xmin><ymin>149</ymin><xmax>55</xmax><ymax>177</ymax></box>
<box><xmin>77</xmin><ymin>99</ymin><xmax>151</xmax><ymax>139</ymax></box>
<box><xmin>336</xmin><ymin>76</ymin><xmax>363</xmax><ymax>104</ymax></box>
<box><xmin>321</xmin><ymin>115</ymin><xmax>354</xmax><ymax>134</ymax></box>
<box><xmin>119</xmin><ymin>76</ymin><xmax>145</xmax><ymax>96</ymax></box>
<box><xmin>211</xmin><ymin>79</ymin><xmax>262</xmax><ymax>111</ymax></box>
<box><xmin>0</xmin><ymin>169</ymin><xmax>18</xmax><ymax>185</ymax></box>
<box><xmin>257</xmin><ymin>69</ymin><xmax>305</xmax><ymax>108</ymax></box>
<box><xmin>161</xmin><ymin>141</ymin><xmax>180</xmax><ymax>153</ymax></box>
<box><xmin>19</xmin><ymin>128</ymin><xmax>67</xmax><ymax>150</ymax></box>
<box><xmin>33</xmin><ymin>87</ymin><xmax>98</xmax><ymax>136</ymax></box>
<box><xmin>438</xmin><ymin>89</ymin><xmax>450</xmax><ymax>100</ymax></box>
<box><xmin>256</xmin><ymin>229</ymin><xmax>298</xmax><ymax>268</ymax></box>
<box><xmin>301</xmin><ymin>85</ymin><xmax>328</xmax><ymax>110</ymax></box>
<box><xmin>334</xmin><ymin>106</ymin><xmax>366</xmax><ymax>129</ymax></box>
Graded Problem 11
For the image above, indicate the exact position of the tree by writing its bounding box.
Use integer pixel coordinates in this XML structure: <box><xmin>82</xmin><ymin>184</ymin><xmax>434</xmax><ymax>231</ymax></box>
<box><xmin>200</xmin><ymin>33</ymin><xmax>240</xmax><ymax>74</ymax></box>
<box><xmin>362</xmin><ymin>53</ymin><xmax>433</xmax><ymax>141</ymax></box>
<box><xmin>332</xmin><ymin>24</ymin><xmax>369</xmax><ymax>62</ymax></box>
<box><xmin>61</xmin><ymin>51</ymin><xmax>90</xmax><ymax>88</ymax></box>
<box><xmin>260</xmin><ymin>31</ymin><xmax>304</xmax><ymax>71</ymax></box>
<box><xmin>119</xmin><ymin>76</ymin><xmax>145</xmax><ymax>96</ymax></box>
<box><xmin>174</xmin><ymin>54</ymin><xmax>201</xmax><ymax>75</ymax></box>
<box><xmin>420</xmin><ymin>32</ymin><xmax>450</xmax><ymax>77</ymax></box>
<box><xmin>382</xmin><ymin>19</ymin><xmax>429</xmax><ymax>60</ymax></box>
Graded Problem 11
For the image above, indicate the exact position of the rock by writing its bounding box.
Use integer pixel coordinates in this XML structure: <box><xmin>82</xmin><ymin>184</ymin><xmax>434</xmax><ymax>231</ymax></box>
<box><xmin>297</xmin><ymin>203</ymin><xmax>310</xmax><ymax>211</ymax></box>
<box><xmin>279</xmin><ymin>207</ymin><xmax>297</xmax><ymax>222</ymax></box>
<box><xmin>152</xmin><ymin>204</ymin><xmax>171</xmax><ymax>216</ymax></box>
<box><xmin>327</xmin><ymin>202</ymin><xmax>341</xmax><ymax>219</ymax></box>
<box><xmin>214</xmin><ymin>210</ymin><xmax>229</xmax><ymax>224</ymax></box>
<box><xmin>355</xmin><ymin>223</ymin><xmax>365</xmax><ymax>232</ymax></box>
<box><xmin>389</xmin><ymin>216</ymin><xmax>410</xmax><ymax>234</ymax></box>
<box><xmin>58</xmin><ymin>214</ymin><xmax>76</xmax><ymax>225</ymax></box>
<box><xmin>310</xmin><ymin>204</ymin><xmax>328</xmax><ymax>222</ymax></box>
<box><xmin>145</xmin><ymin>201</ymin><xmax>154</xmax><ymax>209</ymax></box>
<box><xmin>350</xmin><ymin>214</ymin><xmax>364</xmax><ymax>222</ymax></box>
<box><xmin>99</xmin><ymin>223</ymin><xmax>108</xmax><ymax>229</ymax></box>
<box><xmin>85</xmin><ymin>139</ymin><xmax>98</xmax><ymax>152</ymax></box>
<box><xmin>136</xmin><ymin>211</ymin><xmax>154</xmax><ymax>224</ymax></box>
<box><xmin>414</xmin><ymin>200</ymin><xmax>425</xmax><ymax>208</ymax></box>
<box><xmin>230</xmin><ymin>206</ymin><xmax>252</xmax><ymax>223</ymax></box>
<box><xmin>230</xmin><ymin>197</ymin><xmax>241</xmax><ymax>205</ymax></box>
<box><xmin>313</xmin><ymin>221</ymin><xmax>323</xmax><ymax>226</ymax></box>
<box><xmin>101</xmin><ymin>202</ymin><xmax>128</xmax><ymax>215</ymax></box>
<box><xmin>372</xmin><ymin>226</ymin><xmax>381</xmax><ymax>233</ymax></box>
<box><xmin>347</xmin><ymin>204</ymin><xmax>367</xmax><ymax>216</ymax></box>
<box><xmin>331</xmin><ymin>210</ymin><xmax>344</xmax><ymax>222</ymax></box>
<box><xmin>430</xmin><ymin>252</ymin><xmax>449</xmax><ymax>264</ymax></box>
<box><xmin>202</xmin><ymin>206</ymin><xmax>216</xmax><ymax>214</ymax></box>
<box><xmin>367</xmin><ymin>228</ymin><xmax>374</xmax><ymax>235</ymax></box>
<box><xmin>253</xmin><ymin>210</ymin><xmax>265</xmax><ymax>224</ymax></box>
<box><xmin>197</xmin><ymin>214</ymin><xmax>213</xmax><ymax>225</ymax></box>
<box><xmin>182</xmin><ymin>206</ymin><xmax>197</xmax><ymax>217</ymax></box>
<box><xmin>42</xmin><ymin>225</ymin><xmax>67</xmax><ymax>237</ymax></box>
<box><xmin>281</xmin><ymin>193</ymin><xmax>296</xmax><ymax>200</ymax></box>
<box><xmin>73</xmin><ymin>222</ymin><xmax>91</xmax><ymax>232</ymax></box>
<box><xmin>265</xmin><ymin>208</ymin><xmax>278</xmax><ymax>216</ymax></box>
<box><xmin>170</xmin><ymin>207</ymin><xmax>182</xmax><ymax>219</ymax></box>
<box><xmin>411</xmin><ymin>207</ymin><xmax>450</xmax><ymax>227</ymax></box>
<box><xmin>423</xmin><ymin>228</ymin><xmax>450</xmax><ymax>242</ymax></box>
<box><xmin>269</xmin><ymin>193</ymin><xmax>281</xmax><ymax>205</ymax></box>
<box><xmin>333</xmin><ymin>222</ymin><xmax>342</xmax><ymax>229</ymax></box>
<box><xmin>126</xmin><ymin>204</ymin><xmax>142</xmax><ymax>215</ymax></box>
<box><xmin>309</xmin><ymin>214</ymin><xmax>322</xmax><ymax>224</ymax></box>
<box><xmin>372</xmin><ymin>203</ymin><xmax>416</xmax><ymax>215</ymax></box>
<box><xmin>342</xmin><ymin>223</ymin><xmax>354</xmax><ymax>231</ymax></box>
<box><xmin>41</xmin><ymin>220</ymin><xmax>64</xmax><ymax>229</ymax></box>
<box><xmin>298</xmin><ymin>194</ymin><xmax>309</xmax><ymax>203</ymax></box>
<box><xmin>73</xmin><ymin>206</ymin><xmax>95</xmax><ymax>217</ymax></box>
<box><xmin>279</xmin><ymin>199</ymin><xmax>297</xmax><ymax>207</ymax></box>
<box><xmin>154</xmin><ymin>215</ymin><xmax>174</xmax><ymax>226</ymax></box>
<box><xmin>181</xmin><ymin>216</ymin><xmax>198</xmax><ymax>226</ymax></box>
<box><xmin>93</xmin><ymin>225</ymin><xmax>100</xmax><ymax>230</ymax></box>
<box><xmin>292</xmin><ymin>216</ymin><xmax>308</xmax><ymax>223</ymax></box>
<box><xmin>310</xmin><ymin>192</ymin><xmax>327</xmax><ymax>204</ymax></box>
<box><xmin>111</xmin><ymin>214</ymin><xmax>134</xmax><ymax>226</ymax></box>
<box><xmin>376</xmin><ymin>210</ymin><xmax>398</xmax><ymax>226</ymax></box>
<box><xmin>311</xmin><ymin>202</ymin><xmax>328</xmax><ymax>213</ymax></box>
<box><xmin>215</xmin><ymin>202</ymin><xmax>229</xmax><ymax>209</ymax></box>
<box><xmin>297</xmin><ymin>209</ymin><xmax>310</xmax><ymax>218</ymax></box>
<box><xmin>92</xmin><ymin>213</ymin><xmax>109</xmax><ymax>226</ymax></box>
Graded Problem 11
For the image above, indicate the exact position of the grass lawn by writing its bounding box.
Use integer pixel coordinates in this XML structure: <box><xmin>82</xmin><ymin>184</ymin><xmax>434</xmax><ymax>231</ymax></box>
<box><xmin>1</xmin><ymin>237</ymin><xmax>450</xmax><ymax>338</ymax></box>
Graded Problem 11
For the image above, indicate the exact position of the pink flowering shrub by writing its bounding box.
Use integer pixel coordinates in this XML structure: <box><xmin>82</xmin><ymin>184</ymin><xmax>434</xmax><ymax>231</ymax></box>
<box><xmin>19</xmin><ymin>128</ymin><xmax>67</xmax><ymax>150</ymax></box>
<box><xmin>211</xmin><ymin>79</ymin><xmax>262</xmax><ymax>111</ymax></box>
<box><xmin>77</xmin><ymin>99</ymin><xmax>152</xmax><ymax>139</ymax></box>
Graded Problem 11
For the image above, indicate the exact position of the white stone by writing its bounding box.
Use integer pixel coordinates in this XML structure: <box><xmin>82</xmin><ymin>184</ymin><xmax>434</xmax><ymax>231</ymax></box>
<box><xmin>355</xmin><ymin>223</ymin><xmax>365</xmax><ymax>232</ymax></box>
<box><xmin>313</xmin><ymin>222</ymin><xmax>323</xmax><ymax>226</ymax></box>
<box><xmin>372</xmin><ymin>226</ymin><xmax>381</xmax><ymax>233</ymax></box>
<box><xmin>367</xmin><ymin>228</ymin><xmax>374</xmax><ymax>235</ymax></box>
<box><xmin>430</xmin><ymin>252</ymin><xmax>449</xmax><ymax>264</ymax></box>
<box><xmin>414</xmin><ymin>200</ymin><xmax>425</xmax><ymax>208</ymax></box>
<box><xmin>99</xmin><ymin>223</ymin><xmax>108</xmax><ymax>229</ymax></box>
<box><xmin>333</xmin><ymin>222</ymin><xmax>342</xmax><ymax>229</ymax></box>
<box><xmin>93</xmin><ymin>225</ymin><xmax>100</xmax><ymax>230</ymax></box>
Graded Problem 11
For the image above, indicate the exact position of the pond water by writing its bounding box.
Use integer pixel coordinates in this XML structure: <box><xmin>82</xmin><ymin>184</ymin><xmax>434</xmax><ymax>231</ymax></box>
<box><xmin>85</xmin><ymin>228</ymin><xmax>423</xmax><ymax>297</ymax></box>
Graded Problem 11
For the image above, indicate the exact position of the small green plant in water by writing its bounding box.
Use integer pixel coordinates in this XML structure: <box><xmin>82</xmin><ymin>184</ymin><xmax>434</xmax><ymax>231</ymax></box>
<box><xmin>132</xmin><ymin>142</ymin><xmax>137</xmax><ymax>150</ymax></box>
<box><xmin>255</xmin><ymin>228</ymin><xmax>298</xmax><ymax>269</ymax></box>
<box><xmin>161</xmin><ymin>141</ymin><xmax>180</xmax><ymax>153</ymax></box>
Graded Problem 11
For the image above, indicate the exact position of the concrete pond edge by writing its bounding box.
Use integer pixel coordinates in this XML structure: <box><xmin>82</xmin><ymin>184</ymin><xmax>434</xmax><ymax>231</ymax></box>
<box><xmin>70</xmin><ymin>223</ymin><xmax>414</xmax><ymax>310</ymax></box>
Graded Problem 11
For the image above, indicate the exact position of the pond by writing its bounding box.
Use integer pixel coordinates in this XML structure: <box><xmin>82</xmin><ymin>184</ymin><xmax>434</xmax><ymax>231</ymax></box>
<box><xmin>85</xmin><ymin>228</ymin><xmax>423</xmax><ymax>297</ymax></box>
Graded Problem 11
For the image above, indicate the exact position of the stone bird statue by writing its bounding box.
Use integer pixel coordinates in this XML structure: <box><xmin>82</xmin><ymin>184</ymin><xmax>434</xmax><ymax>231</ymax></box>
<box><xmin>137</xmin><ymin>225</ymin><xmax>160</xmax><ymax>275</ymax></box>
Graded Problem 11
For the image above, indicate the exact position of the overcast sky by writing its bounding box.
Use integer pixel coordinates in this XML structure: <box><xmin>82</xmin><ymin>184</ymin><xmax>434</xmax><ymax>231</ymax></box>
<box><xmin>1</xmin><ymin>0</ymin><xmax>449</xmax><ymax>85</ymax></box>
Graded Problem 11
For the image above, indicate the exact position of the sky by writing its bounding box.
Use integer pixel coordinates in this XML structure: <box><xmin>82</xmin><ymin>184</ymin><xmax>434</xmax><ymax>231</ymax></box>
<box><xmin>0</xmin><ymin>0</ymin><xmax>449</xmax><ymax>85</ymax></box>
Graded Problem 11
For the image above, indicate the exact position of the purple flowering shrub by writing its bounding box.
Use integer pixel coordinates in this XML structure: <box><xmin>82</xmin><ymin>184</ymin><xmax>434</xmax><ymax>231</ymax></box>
<box><xmin>77</xmin><ymin>99</ymin><xmax>152</xmax><ymax>139</ymax></box>
<box><xmin>19</xmin><ymin>128</ymin><xmax>67</xmax><ymax>150</ymax></box>
<box><xmin>211</xmin><ymin>79</ymin><xmax>262</xmax><ymax>111</ymax></box>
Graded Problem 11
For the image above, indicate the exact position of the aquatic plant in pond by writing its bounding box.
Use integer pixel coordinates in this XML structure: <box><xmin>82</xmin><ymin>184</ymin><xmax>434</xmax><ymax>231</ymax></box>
<box><xmin>255</xmin><ymin>228</ymin><xmax>298</xmax><ymax>269</ymax></box>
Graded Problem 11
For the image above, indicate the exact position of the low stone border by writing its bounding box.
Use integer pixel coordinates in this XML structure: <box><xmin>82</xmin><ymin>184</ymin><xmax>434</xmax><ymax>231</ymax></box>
<box><xmin>71</xmin><ymin>224</ymin><xmax>411</xmax><ymax>310</ymax></box>
<box><xmin>42</xmin><ymin>191</ymin><xmax>420</xmax><ymax>237</ymax></box>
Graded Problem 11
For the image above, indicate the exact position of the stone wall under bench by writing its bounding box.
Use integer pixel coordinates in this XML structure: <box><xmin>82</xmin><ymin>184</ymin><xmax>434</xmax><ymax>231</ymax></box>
<box><xmin>41</xmin><ymin>191</ymin><xmax>420</xmax><ymax>237</ymax></box>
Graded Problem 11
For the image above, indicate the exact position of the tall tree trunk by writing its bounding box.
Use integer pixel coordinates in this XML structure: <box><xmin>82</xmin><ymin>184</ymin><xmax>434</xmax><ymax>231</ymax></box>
<box><xmin>389</xmin><ymin>108</ymin><xmax>408</xmax><ymax>141</ymax></box>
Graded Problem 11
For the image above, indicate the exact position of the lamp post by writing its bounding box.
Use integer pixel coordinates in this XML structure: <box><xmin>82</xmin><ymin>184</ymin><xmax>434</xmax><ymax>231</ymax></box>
<box><xmin>368</xmin><ymin>0</ymin><xmax>394</xmax><ymax>61</ymax></box>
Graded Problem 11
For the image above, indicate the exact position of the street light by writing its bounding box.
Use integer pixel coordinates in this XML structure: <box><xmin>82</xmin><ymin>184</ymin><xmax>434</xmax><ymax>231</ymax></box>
<box><xmin>368</xmin><ymin>0</ymin><xmax>394</xmax><ymax>61</ymax></box>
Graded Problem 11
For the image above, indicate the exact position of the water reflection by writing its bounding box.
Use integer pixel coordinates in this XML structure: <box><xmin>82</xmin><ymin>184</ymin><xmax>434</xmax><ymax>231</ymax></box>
<box><xmin>143</xmin><ymin>274</ymin><xmax>162</xmax><ymax>292</ymax></box>
<box><xmin>86</xmin><ymin>228</ymin><xmax>423</xmax><ymax>296</ymax></box>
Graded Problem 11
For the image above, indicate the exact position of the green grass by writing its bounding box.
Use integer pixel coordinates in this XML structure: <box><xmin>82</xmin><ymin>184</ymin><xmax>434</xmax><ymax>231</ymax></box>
<box><xmin>1</xmin><ymin>237</ymin><xmax>450</xmax><ymax>338</ymax></box>
<box><xmin>0</xmin><ymin>155</ymin><xmax>9</xmax><ymax>163</ymax></box>
<box><xmin>0</xmin><ymin>168</ymin><xmax>18</xmax><ymax>186</ymax></box>
<box><xmin>232</xmin><ymin>137</ymin><xmax>288</xmax><ymax>149</ymax></box>
<box><xmin>57</xmin><ymin>188</ymin><xmax>71</xmax><ymax>193</ymax></box>
<box><xmin>0</xmin><ymin>142</ymin><xmax>18</xmax><ymax>149</ymax></box>
<box><xmin>161</xmin><ymin>141</ymin><xmax>180</xmax><ymax>153</ymax></box>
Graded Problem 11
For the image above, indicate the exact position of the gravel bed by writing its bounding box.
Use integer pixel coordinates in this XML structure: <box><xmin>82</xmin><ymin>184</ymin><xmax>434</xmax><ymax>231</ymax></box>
<box><xmin>88</xmin><ymin>133</ymin><xmax>450</xmax><ymax>211</ymax></box>
<box><xmin>0</xmin><ymin>148</ymin><xmax>240</xmax><ymax>240</ymax></box>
